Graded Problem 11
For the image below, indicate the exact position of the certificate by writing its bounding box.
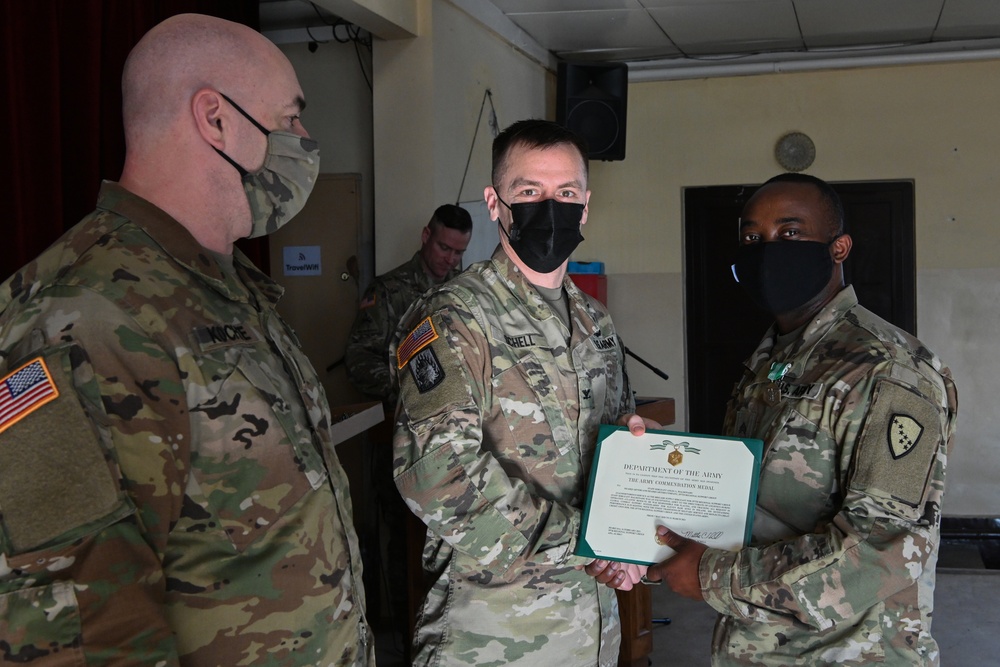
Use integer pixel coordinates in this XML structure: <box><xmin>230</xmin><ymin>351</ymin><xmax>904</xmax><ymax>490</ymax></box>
<box><xmin>576</xmin><ymin>425</ymin><xmax>763</xmax><ymax>565</ymax></box>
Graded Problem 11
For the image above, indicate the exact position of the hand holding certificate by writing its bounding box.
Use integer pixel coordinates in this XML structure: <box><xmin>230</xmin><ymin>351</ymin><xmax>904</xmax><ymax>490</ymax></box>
<box><xmin>576</xmin><ymin>425</ymin><xmax>763</xmax><ymax>565</ymax></box>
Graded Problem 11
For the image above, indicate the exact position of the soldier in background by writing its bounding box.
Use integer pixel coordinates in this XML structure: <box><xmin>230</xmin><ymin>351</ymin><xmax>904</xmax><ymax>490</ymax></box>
<box><xmin>641</xmin><ymin>173</ymin><xmax>958</xmax><ymax>666</ymax></box>
<box><xmin>345</xmin><ymin>204</ymin><xmax>472</xmax><ymax>405</ymax></box>
<box><xmin>0</xmin><ymin>14</ymin><xmax>373</xmax><ymax>665</ymax></box>
<box><xmin>392</xmin><ymin>119</ymin><xmax>653</xmax><ymax>667</ymax></box>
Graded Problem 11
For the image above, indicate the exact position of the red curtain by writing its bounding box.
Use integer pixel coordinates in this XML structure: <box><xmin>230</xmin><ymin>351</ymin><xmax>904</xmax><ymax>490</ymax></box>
<box><xmin>0</xmin><ymin>0</ymin><xmax>267</xmax><ymax>281</ymax></box>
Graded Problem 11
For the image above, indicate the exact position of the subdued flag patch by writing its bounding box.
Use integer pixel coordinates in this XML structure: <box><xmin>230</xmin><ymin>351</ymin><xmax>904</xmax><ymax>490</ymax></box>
<box><xmin>397</xmin><ymin>317</ymin><xmax>438</xmax><ymax>369</ymax></box>
<box><xmin>0</xmin><ymin>358</ymin><xmax>59</xmax><ymax>435</ymax></box>
<box><xmin>889</xmin><ymin>413</ymin><xmax>923</xmax><ymax>459</ymax></box>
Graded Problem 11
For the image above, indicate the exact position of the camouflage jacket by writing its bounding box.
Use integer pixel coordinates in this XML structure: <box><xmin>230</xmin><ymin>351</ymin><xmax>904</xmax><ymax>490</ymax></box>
<box><xmin>345</xmin><ymin>252</ymin><xmax>457</xmax><ymax>403</ymax></box>
<box><xmin>705</xmin><ymin>286</ymin><xmax>958</xmax><ymax>666</ymax></box>
<box><xmin>0</xmin><ymin>182</ymin><xmax>373</xmax><ymax>666</ymax></box>
<box><xmin>392</xmin><ymin>247</ymin><xmax>634</xmax><ymax>667</ymax></box>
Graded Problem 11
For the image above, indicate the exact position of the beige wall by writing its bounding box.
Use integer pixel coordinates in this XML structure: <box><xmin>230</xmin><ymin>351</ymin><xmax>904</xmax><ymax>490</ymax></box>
<box><xmin>582</xmin><ymin>60</ymin><xmax>1000</xmax><ymax>516</ymax></box>
<box><xmin>372</xmin><ymin>0</ymin><xmax>553</xmax><ymax>274</ymax></box>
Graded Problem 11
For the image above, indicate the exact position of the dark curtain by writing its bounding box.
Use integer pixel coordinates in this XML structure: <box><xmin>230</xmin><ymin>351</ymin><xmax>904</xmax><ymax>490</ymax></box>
<box><xmin>0</xmin><ymin>0</ymin><xmax>268</xmax><ymax>281</ymax></box>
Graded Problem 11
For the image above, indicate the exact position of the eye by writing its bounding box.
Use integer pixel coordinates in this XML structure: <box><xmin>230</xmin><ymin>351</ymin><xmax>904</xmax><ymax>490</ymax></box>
<box><xmin>740</xmin><ymin>233</ymin><xmax>760</xmax><ymax>244</ymax></box>
<box><xmin>518</xmin><ymin>187</ymin><xmax>538</xmax><ymax>197</ymax></box>
<box><xmin>780</xmin><ymin>227</ymin><xmax>801</xmax><ymax>239</ymax></box>
<box><xmin>558</xmin><ymin>189</ymin><xmax>578</xmax><ymax>199</ymax></box>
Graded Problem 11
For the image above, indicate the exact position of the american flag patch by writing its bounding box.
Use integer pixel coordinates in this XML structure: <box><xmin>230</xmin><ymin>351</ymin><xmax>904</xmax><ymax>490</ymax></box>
<box><xmin>359</xmin><ymin>293</ymin><xmax>376</xmax><ymax>310</ymax></box>
<box><xmin>0</xmin><ymin>357</ymin><xmax>59</xmax><ymax>435</ymax></box>
<box><xmin>397</xmin><ymin>317</ymin><xmax>438</xmax><ymax>369</ymax></box>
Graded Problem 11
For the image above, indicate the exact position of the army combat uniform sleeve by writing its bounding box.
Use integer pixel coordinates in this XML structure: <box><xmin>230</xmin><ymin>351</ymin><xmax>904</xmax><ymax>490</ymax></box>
<box><xmin>345</xmin><ymin>278</ymin><xmax>395</xmax><ymax>400</ymax></box>
<box><xmin>0</xmin><ymin>292</ymin><xmax>190</xmax><ymax>665</ymax></box>
<box><xmin>704</xmin><ymin>289</ymin><xmax>958</xmax><ymax>665</ymax></box>
<box><xmin>392</xmin><ymin>293</ymin><xmax>592</xmax><ymax>576</ymax></box>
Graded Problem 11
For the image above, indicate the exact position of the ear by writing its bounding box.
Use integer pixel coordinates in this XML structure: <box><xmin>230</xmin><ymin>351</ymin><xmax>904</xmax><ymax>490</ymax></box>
<box><xmin>831</xmin><ymin>233</ymin><xmax>852</xmax><ymax>264</ymax></box>
<box><xmin>484</xmin><ymin>185</ymin><xmax>502</xmax><ymax>223</ymax></box>
<box><xmin>421</xmin><ymin>226</ymin><xmax>431</xmax><ymax>245</ymax></box>
<box><xmin>191</xmin><ymin>88</ymin><xmax>227</xmax><ymax>149</ymax></box>
<box><xmin>580</xmin><ymin>189</ymin><xmax>592</xmax><ymax>226</ymax></box>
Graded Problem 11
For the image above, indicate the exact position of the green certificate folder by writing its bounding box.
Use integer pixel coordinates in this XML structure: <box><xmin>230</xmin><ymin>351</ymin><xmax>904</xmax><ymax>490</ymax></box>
<box><xmin>575</xmin><ymin>425</ymin><xmax>763</xmax><ymax>566</ymax></box>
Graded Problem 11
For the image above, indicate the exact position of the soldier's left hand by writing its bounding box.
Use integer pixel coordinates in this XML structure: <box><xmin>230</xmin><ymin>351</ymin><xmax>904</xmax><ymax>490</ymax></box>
<box><xmin>644</xmin><ymin>526</ymin><xmax>706</xmax><ymax>601</ymax></box>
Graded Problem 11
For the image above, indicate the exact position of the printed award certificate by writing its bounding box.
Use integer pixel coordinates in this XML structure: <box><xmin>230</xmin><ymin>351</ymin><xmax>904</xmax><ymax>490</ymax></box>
<box><xmin>575</xmin><ymin>425</ymin><xmax>763</xmax><ymax>565</ymax></box>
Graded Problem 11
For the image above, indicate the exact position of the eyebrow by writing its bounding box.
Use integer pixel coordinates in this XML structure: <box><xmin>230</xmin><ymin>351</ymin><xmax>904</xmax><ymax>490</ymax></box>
<box><xmin>738</xmin><ymin>215</ymin><xmax>803</xmax><ymax>229</ymax></box>
<box><xmin>290</xmin><ymin>96</ymin><xmax>306</xmax><ymax>113</ymax></box>
<box><xmin>508</xmin><ymin>176</ymin><xmax>585</xmax><ymax>190</ymax></box>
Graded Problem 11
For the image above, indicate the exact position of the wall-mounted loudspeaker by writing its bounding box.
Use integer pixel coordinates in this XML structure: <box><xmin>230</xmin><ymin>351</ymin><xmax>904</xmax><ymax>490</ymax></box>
<box><xmin>556</xmin><ymin>61</ymin><xmax>628</xmax><ymax>161</ymax></box>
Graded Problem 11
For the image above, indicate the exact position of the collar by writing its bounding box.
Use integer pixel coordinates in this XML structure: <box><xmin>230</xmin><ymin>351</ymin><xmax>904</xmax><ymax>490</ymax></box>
<box><xmin>96</xmin><ymin>181</ymin><xmax>282</xmax><ymax>307</ymax></box>
<box><xmin>488</xmin><ymin>246</ymin><xmax>602</xmax><ymax>336</ymax></box>
<box><xmin>746</xmin><ymin>285</ymin><xmax>859</xmax><ymax>378</ymax></box>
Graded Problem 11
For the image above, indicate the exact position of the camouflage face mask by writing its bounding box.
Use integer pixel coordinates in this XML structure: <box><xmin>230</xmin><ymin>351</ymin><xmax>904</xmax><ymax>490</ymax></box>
<box><xmin>215</xmin><ymin>93</ymin><xmax>320</xmax><ymax>238</ymax></box>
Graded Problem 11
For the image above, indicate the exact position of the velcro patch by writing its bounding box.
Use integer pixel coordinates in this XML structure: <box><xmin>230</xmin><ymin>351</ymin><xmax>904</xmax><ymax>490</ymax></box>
<box><xmin>850</xmin><ymin>379</ymin><xmax>941</xmax><ymax>510</ymax></box>
<box><xmin>0</xmin><ymin>358</ymin><xmax>59</xmax><ymax>435</ymax></box>
<box><xmin>397</xmin><ymin>317</ymin><xmax>439</xmax><ymax>369</ymax></box>
<box><xmin>409</xmin><ymin>347</ymin><xmax>445</xmax><ymax>393</ymax></box>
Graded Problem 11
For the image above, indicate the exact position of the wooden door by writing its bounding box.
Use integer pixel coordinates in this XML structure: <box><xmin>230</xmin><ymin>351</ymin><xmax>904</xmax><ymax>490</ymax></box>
<box><xmin>268</xmin><ymin>173</ymin><xmax>366</xmax><ymax>408</ymax></box>
<box><xmin>684</xmin><ymin>181</ymin><xmax>915</xmax><ymax>434</ymax></box>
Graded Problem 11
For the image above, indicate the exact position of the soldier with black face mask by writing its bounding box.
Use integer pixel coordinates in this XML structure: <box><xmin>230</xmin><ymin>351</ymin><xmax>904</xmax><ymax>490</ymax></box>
<box><xmin>390</xmin><ymin>119</ymin><xmax>657</xmax><ymax>667</ymax></box>
<box><xmin>643</xmin><ymin>173</ymin><xmax>958</xmax><ymax>667</ymax></box>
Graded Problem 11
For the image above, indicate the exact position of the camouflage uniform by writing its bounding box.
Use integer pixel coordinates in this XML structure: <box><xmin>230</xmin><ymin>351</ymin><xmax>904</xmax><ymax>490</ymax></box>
<box><xmin>392</xmin><ymin>247</ymin><xmax>634</xmax><ymax>667</ymax></box>
<box><xmin>345</xmin><ymin>253</ymin><xmax>459</xmax><ymax>403</ymax></box>
<box><xmin>704</xmin><ymin>285</ymin><xmax>957</xmax><ymax>666</ymax></box>
<box><xmin>0</xmin><ymin>182</ymin><xmax>374</xmax><ymax>665</ymax></box>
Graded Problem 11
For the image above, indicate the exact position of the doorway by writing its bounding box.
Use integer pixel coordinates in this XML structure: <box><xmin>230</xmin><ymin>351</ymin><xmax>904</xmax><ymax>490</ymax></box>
<box><xmin>684</xmin><ymin>181</ymin><xmax>915</xmax><ymax>434</ymax></box>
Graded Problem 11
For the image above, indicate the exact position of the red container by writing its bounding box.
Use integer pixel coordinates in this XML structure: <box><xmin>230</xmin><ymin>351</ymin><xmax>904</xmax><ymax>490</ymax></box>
<box><xmin>569</xmin><ymin>273</ymin><xmax>607</xmax><ymax>306</ymax></box>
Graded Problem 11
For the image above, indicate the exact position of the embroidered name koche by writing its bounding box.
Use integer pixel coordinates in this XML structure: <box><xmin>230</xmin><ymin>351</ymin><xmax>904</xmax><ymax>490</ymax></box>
<box><xmin>398</xmin><ymin>317</ymin><xmax>439</xmax><ymax>369</ymax></box>
<box><xmin>505</xmin><ymin>333</ymin><xmax>538</xmax><ymax>348</ymax></box>
<box><xmin>0</xmin><ymin>357</ymin><xmax>59</xmax><ymax>435</ymax></box>
<box><xmin>193</xmin><ymin>322</ymin><xmax>263</xmax><ymax>352</ymax></box>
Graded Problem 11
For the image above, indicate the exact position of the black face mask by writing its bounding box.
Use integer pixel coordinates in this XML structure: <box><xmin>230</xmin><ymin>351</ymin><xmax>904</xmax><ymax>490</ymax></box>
<box><xmin>495</xmin><ymin>193</ymin><xmax>585</xmax><ymax>273</ymax></box>
<box><xmin>731</xmin><ymin>240</ymin><xmax>835</xmax><ymax>314</ymax></box>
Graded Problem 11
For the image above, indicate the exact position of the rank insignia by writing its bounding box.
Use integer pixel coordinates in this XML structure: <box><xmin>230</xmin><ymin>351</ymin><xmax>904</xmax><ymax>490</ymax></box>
<box><xmin>888</xmin><ymin>413</ymin><xmax>923</xmax><ymax>459</ymax></box>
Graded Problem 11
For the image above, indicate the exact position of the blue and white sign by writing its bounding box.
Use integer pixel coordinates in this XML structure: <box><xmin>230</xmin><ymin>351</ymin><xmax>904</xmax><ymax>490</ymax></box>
<box><xmin>282</xmin><ymin>245</ymin><xmax>322</xmax><ymax>277</ymax></box>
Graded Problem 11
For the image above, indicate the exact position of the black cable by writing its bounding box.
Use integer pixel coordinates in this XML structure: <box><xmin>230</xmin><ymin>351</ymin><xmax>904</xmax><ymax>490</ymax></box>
<box><xmin>455</xmin><ymin>89</ymin><xmax>492</xmax><ymax>204</ymax></box>
<box><xmin>622</xmin><ymin>343</ymin><xmax>670</xmax><ymax>382</ymax></box>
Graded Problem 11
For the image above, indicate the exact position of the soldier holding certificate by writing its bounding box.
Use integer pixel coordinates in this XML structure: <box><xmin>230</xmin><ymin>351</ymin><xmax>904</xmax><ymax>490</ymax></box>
<box><xmin>641</xmin><ymin>173</ymin><xmax>958</xmax><ymax>666</ymax></box>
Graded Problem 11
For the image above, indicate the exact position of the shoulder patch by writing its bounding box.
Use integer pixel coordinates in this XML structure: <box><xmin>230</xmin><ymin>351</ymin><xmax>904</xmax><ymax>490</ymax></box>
<box><xmin>409</xmin><ymin>347</ymin><xmax>445</xmax><ymax>393</ymax></box>
<box><xmin>850</xmin><ymin>379</ymin><xmax>941</xmax><ymax>511</ymax></box>
<box><xmin>359</xmin><ymin>293</ymin><xmax>376</xmax><ymax>310</ymax></box>
<box><xmin>0</xmin><ymin>358</ymin><xmax>59</xmax><ymax>435</ymax></box>
<box><xmin>397</xmin><ymin>317</ymin><xmax>439</xmax><ymax>369</ymax></box>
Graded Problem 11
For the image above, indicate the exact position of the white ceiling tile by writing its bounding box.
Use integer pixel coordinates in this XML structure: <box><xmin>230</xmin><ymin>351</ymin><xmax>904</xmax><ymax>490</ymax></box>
<box><xmin>648</xmin><ymin>2</ymin><xmax>802</xmax><ymax>55</ymax></box>
<box><xmin>506</xmin><ymin>9</ymin><xmax>674</xmax><ymax>51</ymax></box>
<box><xmin>794</xmin><ymin>0</ymin><xmax>942</xmax><ymax>48</ymax></box>
<box><xmin>935</xmin><ymin>0</ymin><xmax>1000</xmax><ymax>40</ymax></box>
<box><xmin>491</xmin><ymin>0</ymin><xmax>641</xmax><ymax>12</ymax></box>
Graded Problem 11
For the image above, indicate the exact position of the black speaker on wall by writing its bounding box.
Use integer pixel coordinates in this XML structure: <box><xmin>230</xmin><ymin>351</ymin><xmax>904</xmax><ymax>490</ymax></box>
<box><xmin>556</xmin><ymin>61</ymin><xmax>628</xmax><ymax>161</ymax></box>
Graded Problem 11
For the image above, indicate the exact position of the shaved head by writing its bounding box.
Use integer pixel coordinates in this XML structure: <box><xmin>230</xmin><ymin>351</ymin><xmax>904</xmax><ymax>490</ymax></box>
<box><xmin>122</xmin><ymin>14</ymin><xmax>283</xmax><ymax>148</ymax></box>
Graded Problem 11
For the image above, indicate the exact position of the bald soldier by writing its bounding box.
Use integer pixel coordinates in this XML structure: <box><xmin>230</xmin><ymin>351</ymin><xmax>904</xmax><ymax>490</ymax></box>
<box><xmin>0</xmin><ymin>14</ymin><xmax>373</xmax><ymax>665</ymax></box>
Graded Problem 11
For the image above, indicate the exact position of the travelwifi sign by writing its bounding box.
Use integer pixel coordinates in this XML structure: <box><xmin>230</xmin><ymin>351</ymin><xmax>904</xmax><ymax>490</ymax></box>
<box><xmin>282</xmin><ymin>245</ymin><xmax>322</xmax><ymax>277</ymax></box>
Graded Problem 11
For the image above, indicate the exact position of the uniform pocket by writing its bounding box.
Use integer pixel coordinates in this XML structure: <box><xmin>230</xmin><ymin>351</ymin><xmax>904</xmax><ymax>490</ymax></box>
<box><xmin>0</xmin><ymin>581</ymin><xmax>84</xmax><ymax>665</ymax></box>
<box><xmin>185</xmin><ymin>345</ymin><xmax>325</xmax><ymax>552</ymax></box>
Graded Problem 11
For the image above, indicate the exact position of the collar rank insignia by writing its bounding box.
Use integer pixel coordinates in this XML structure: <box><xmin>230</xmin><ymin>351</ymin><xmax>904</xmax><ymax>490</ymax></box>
<box><xmin>888</xmin><ymin>413</ymin><xmax>923</xmax><ymax>459</ymax></box>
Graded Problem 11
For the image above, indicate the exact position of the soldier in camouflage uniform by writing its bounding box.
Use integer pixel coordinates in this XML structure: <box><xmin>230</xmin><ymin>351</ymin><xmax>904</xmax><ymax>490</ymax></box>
<box><xmin>645</xmin><ymin>173</ymin><xmax>958</xmax><ymax>666</ymax></box>
<box><xmin>0</xmin><ymin>14</ymin><xmax>373</xmax><ymax>665</ymax></box>
<box><xmin>392</xmin><ymin>120</ymin><xmax>651</xmax><ymax>667</ymax></box>
<box><xmin>345</xmin><ymin>204</ymin><xmax>472</xmax><ymax>404</ymax></box>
